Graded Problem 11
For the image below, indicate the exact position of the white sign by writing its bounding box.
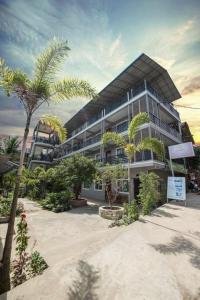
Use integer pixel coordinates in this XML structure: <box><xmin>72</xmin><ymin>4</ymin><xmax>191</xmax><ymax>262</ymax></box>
<box><xmin>167</xmin><ymin>177</ymin><xmax>186</xmax><ymax>201</ymax></box>
<box><xmin>168</xmin><ymin>142</ymin><xmax>195</xmax><ymax>159</ymax></box>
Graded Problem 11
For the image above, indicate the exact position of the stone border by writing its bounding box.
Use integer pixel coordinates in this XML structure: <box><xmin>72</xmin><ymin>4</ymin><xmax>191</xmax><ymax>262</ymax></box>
<box><xmin>99</xmin><ymin>206</ymin><xmax>124</xmax><ymax>220</ymax></box>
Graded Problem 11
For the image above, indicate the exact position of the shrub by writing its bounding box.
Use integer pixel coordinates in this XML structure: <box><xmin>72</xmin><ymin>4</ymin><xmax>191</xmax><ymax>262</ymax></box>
<box><xmin>123</xmin><ymin>200</ymin><xmax>139</xmax><ymax>225</ymax></box>
<box><xmin>138</xmin><ymin>172</ymin><xmax>160</xmax><ymax>215</ymax></box>
<box><xmin>109</xmin><ymin>200</ymin><xmax>139</xmax><ymax>228</ymax></box>
<box><xmin>27</xmin><ymin>251</ymin><xmax>48</xmax><ymax>277</ymax></box>
<box><xmin>40</xmin><ymin>191</ymin><xmax>72</xmax><ymax>212</ymax></box>
<box><xmin>0</xmin><ymin>195</ymin><xmax>24</xmax><ymax>217</ymax></box>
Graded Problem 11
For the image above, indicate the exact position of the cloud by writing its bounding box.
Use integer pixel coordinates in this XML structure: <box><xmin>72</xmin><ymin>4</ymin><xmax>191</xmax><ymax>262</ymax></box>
<box><xmin>181</xmin><ymin>76</ymin><xmax>200</xmax><ymax>95</ymax></box>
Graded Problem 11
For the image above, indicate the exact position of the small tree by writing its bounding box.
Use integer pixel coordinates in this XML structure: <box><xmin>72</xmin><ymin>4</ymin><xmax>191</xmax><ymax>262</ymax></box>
<box><xmin>96</xmin><ymin>164</ymin><xmax>127</xmax><ymax>208</ymax></box>
<box><xmin>59</xmin><ymin>154</ymin><xmax>97</xmax><ymax>200</ymax></box>
<box><xmin>138</xmin><ymin>172</ymin><xmax>160</xmax><ymax>215</ymax></box>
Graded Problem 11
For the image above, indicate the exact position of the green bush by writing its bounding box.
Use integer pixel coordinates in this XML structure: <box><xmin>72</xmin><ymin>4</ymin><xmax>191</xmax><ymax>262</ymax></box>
<box><xmin>138</xmin><ymin>172</ymin><xmax>160</xmax><ymax>215</ymax></box>
<box><xmin>0</xmin><ymin>195</ymin><xmax>24</xmax><ymax>217</ymax></box>
<box><xmin>123</xmin><ymin>200</ymin><xmax>139</xmax><ymax>225</ymax></box>
<box><xmin>40</xmin><ymin>191</ymin><xmax>72</xmax><ymax>212</ymax></box>
<box><xmin>27</xmin><ymin>251</ymin><xmax>48</xmax><ymax>277</ymax></box>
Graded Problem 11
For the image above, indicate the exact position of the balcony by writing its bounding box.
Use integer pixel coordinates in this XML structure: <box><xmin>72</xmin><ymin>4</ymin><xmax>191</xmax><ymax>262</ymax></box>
<box><xmin>32</xmin><ymin>154</ymin><xmax>53</xmax><ymax>162</ymax></box>
<box><xmin>146</xmin><ymin>84</ymin><xmax>179</xmax><ymax>118</ymax></box>
<box><xmin>149</xmin><ymin>113</ymin><xmax>181</xmax><ymax>140</ymax></box>
<box><xmin>34</xmin><ymin>136</ymin><xmax>59</xmax><ymax>146</ymax></box>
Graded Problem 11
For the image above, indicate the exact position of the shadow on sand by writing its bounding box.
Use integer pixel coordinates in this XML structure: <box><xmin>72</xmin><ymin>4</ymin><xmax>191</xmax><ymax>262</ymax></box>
<box><xmin>67</xmin><ymin>260</ymin><xmax>100</xmax><ymax>300</ymax></box>
<box><xmin>150</xmin><ymin>235</ymin><xmax>200</xmax><ymax>269</ymax></box>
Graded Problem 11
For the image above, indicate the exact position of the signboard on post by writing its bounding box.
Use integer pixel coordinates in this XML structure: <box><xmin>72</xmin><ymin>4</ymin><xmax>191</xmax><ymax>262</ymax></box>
<box><xmin>167</xmin><ymin>177</ymin><xmax>186</xmax><ymax>201</ymax></box>
<box><xmin>168</xmin><ymin>142</ymin><xmax>195</xmax><ymax>159</ymax></box>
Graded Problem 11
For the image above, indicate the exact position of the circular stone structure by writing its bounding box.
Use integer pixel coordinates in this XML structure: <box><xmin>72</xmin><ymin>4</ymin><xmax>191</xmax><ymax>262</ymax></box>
<box><xmin>99</xmin><ymin>206</ymin><xmax>124</xmax><ymax>220</ymax></box>
<box><xmin>70</xmin><ymin>198</ymin><xmax>87</xmax><ymax>208</ymax></box>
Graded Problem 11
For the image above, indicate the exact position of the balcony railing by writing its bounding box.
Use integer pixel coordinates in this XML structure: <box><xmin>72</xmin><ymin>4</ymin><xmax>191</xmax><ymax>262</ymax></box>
<box><xmin>149</xmin><ymin>113</ymin><xmax>181</xmax><ymax>140</ymax></box>
<box><xmin>32</xmin><ymin>154</ymin><xmax>53</xmax><ymax>162</ymax></box>
<box><xmin>146</xmin><ymin>84</ymin><xmax>179</xmax><ymax>118</ymax></box>
<box><xmin>34</xmin><ymin>136</ymin><xmax>59</xmax><ymax>145</ymax></box>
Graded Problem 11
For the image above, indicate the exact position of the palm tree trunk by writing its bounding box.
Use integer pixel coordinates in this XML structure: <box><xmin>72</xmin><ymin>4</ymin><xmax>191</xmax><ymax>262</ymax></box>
<box><xmin>0</xmin><ymin>113</ymin><xmax>32</xmax><ymax>295</ymax></box>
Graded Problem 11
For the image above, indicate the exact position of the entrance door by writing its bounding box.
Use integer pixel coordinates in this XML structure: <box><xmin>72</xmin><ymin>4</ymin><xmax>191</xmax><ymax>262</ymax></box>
<box><xmin>134</xmin><ymin>178</ymin><xmax>140</xmax><ymax>203</ymax></box>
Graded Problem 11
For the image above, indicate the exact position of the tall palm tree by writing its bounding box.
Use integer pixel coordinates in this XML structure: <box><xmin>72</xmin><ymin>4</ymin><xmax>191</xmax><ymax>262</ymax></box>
<box><xmin>0</xmin><ymin>39</ymin><xmax>96</xmax><ymax>294</ymax></box>
<box><xmin>102</xmin><ymin>112</ymin><xmax>164</xmax><ymax>205</ymax></box>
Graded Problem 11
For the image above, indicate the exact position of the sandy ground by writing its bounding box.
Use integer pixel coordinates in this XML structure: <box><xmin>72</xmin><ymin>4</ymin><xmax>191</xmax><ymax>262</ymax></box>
<box><xmin>1</xmin><ymin>194</ymin><xmax>200</xmax><ymax>300</ymax></box>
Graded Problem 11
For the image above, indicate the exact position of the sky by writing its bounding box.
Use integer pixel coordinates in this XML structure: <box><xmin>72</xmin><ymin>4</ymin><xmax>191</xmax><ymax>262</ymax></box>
<box><xmin>0</xmin><ymin>0</ymin><xmax>200</xmax><ymax>142</ymax></box>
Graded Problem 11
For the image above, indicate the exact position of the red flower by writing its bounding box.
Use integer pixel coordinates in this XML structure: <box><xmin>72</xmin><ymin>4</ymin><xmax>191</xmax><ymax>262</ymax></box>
<box><xmin>21</xmin><ymin>213</ymin><xmax>26</xmax><ymax>219</ymax></box>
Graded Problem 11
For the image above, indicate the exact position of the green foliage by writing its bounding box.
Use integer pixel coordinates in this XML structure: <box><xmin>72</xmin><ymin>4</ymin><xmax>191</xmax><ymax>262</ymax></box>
<box><xmin>109</xmin><ymin>200</ymin><xmax>139</xmax><ymax>228</ymax></box>
<box><xmin>11</xmin><ymin>215</ymin><xmax>48</xmax><ymax>287</ymax></box>
<box><xmin>40</xmin><ymin>191</ymin><xmax>72</xmax><ymax>212</ymax></box>
<box><xmin>40</xmin><ymin>114</ymin><xmax>67</xmax><ymax>143</ymax></box>
<box><xmin>1</xmin><ymin>171</ymin><xmax>16</xmax><ymax>191</ymax></box>
<box><xmin>53</xmin><ymin>78</ymin><xmax>97</xmax><ymax>101</ymax></box>
<box><xmin>59</xmin><ymin>154</ymin><xmax>97</xmax><ymax>200</ymax></box>
<box><xmin>21</xmin><ymin>167</ymin><xmax>46</xmax><ymax>200</ymax></box>
<box><xmin>0</xmin><ymin>194</ymin><xmax>24</xmax><ymax>217</ymax></box>
<box><xmin>128</xmin><ymin>112</ymin><xmax>149</xmax><ymax>142</ymax></box>
<box><xmin>139</xmin><ymin>137</ymin><xmax>164</xmax><ymax>160</ymax></box>
<box><xmin>0</xmin><ymin>136</ymin><xmax>20</xmax><ymax>155</ymax></box>
<box><xmin>102</xmin><ymin>131</ymin><xmax>126</xmax><ymax>147</ymax></box>
<box><xmin>27</xmin><ymin>251</ymin><xmax>48</xmax><ymax>277</ymax></box>
<box><xmin>138</xmin><ymin>172</ymin><xmax>160</xmax><ymax>215</ymax></box>
<box><xmin>11</xmin><ymin>214</ymin><xmax>29</xmax><ymax>287</ymax></box>
<box><xmin>123</xmin><ymin>200</ymin><xmax>139</xmax><ymax>225</ymax></box>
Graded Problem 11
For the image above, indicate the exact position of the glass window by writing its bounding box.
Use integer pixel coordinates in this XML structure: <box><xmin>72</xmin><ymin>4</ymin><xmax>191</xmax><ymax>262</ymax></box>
<box><xmin>117</xmin><ymin>179</ymin><xmax>129</xmax><ymax>193</ymax></box>
<box><xmin>94</xmin><ymin>181</ymin><xmax>103</xmax><ymax>191</ymax></box>
<box><xmin>116</xmin><ymin>148</ymin><xmax>124</xmax><ymax>157</ymax></box>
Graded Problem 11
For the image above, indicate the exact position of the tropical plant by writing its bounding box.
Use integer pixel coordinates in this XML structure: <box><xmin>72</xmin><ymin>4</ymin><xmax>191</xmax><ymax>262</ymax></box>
<box><xmin>40</xmin><ymin>191</ymin><xmax>72</xmax><ymax>212</ymax></box>
<box><xmin>102</xmin><ymin>112</ymin><xmax>164</xmax><ymax>205</ymax></box>
<box><xmin>11</xmin><ymin>213</ymin><xmax>29</xmax><ymax>287</ymax></box>
<box><xmin>0</xmin><ymin>136</ymin><xmax>20</xmax><ymax>155</ymax></box>
<box><xmin>0</xmin><ymin>194</ymin><xmax>24</xmax><ymax>217</ymax></box>
<box><xmin>40</xmin><ymin>114</ymin><xmax>67</xmax><ymax>143</ymax></box>
<box><xmin>58</xmin><ymin>154</ymin><xmax>97</xmax><ymax>200</ymax></box>
<box><xmin>27</xmin><ymin>251</ymin><xmax>48</xmax><ymax>277</ymax></box>
<box><xmin>0</xmin><ymin>38</ymin><xmax>96</xmax><ymax>294</ymax></box>
<box><xmin>123</xmin><ymin>200</ymin><xmax>139</xmax><ymax>225</ymax></box>
<box><xmin>138</xmin><ymin>172</ymin><xmax>160</xmax><ymax>215</ymax></box>
<box><xmin>96</xmin><ymin>164</ymin><xmax>127</xmax><ymax>208</ymax></box>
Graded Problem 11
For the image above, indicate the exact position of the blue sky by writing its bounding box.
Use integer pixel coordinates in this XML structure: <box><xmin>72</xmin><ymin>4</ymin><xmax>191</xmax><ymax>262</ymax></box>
<box><xmin>0</xmin><ymin>0</ymin><xmax>200</xmax><ymax>141</ymax></box>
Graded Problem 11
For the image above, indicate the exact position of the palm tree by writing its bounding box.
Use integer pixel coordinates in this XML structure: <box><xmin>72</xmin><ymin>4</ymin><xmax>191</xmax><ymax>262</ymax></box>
<box><xmin>0</xmin><ymin>136</ymin><xmax>20</xmax><ymax>156</ymax></box>
<box><xmin>39</xmin><ymin>114</ymin><xmax>67</xmax><ymax>143</ymax></box>
<box><xmin>102</xmin><ymin>112</ymin><xmax>164</xmax><ymax>205</ymax></box>
<box><xmin>0</xmin><ymin>39</ymin><xmax>96</xmax><ymax>294</ymax></box>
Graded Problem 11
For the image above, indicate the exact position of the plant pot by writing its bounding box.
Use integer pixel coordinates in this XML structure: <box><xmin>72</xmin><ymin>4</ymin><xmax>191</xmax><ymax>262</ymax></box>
<box><xmin>0</xmin><ymin>216</ymin><xmax>9</xmax><ymax>224</ymax></box>
<box><xmin>69</xmin><ymin>198</ymin><xmax>87</xmax><ymax>208</ymax></box>
<box><xmin>99</xmin><ymin>206</ymin><xmax>124</xmax><ymax>220</ymax></box>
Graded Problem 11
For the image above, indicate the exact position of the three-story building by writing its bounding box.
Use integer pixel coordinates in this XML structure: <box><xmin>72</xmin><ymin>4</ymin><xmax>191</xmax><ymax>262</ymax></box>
<box><xmin>29</xmin><ymin>53</ymin><xmax>186</xmax><ymax>201</ymax></box>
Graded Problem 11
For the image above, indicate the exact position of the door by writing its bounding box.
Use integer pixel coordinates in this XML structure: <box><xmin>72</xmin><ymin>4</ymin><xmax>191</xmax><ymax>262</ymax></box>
<box><xmin>134</xmin><ymin>178</ymin><xmax>140</xmax><ymax>203</ymax></box>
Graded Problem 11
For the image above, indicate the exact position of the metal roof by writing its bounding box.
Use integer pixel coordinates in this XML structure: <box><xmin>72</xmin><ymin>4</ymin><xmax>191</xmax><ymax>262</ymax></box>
<box><xmin>64</xmin><ymin>53</ymin><xmax>181</xmax><ymax>133</ymax></box>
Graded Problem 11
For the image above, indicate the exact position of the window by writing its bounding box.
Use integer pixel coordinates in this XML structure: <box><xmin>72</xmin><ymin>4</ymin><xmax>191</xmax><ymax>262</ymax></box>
<box><xmin>117</xmin><ymin>179</ymin><xmax>129</xmax><ymax>193</ymax></box>
<box><xmin>94</xmin><ymin>180</ymin><xmax>103</xmax><ymax>191</ymax></box>
<box><xmin>116</xmin><ymin>148</ymin><xmax>124</xmax><ymax>157</ymax></box>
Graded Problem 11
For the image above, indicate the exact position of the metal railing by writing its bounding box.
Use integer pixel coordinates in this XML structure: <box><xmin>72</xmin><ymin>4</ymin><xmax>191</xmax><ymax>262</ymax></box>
<box><xmin>149</xmin><ymin>113</ymin><xmax>181</xmax><ymax>140</ymax></box>
<box><xmin>32</xmin><ymin>154</ymin><xmax>53</xmax><ymax>162</ymax></box>
<box><xmin>34</xmin><ymin>136</ymin><xmax>59</xmax><ymax>145</ymax></box>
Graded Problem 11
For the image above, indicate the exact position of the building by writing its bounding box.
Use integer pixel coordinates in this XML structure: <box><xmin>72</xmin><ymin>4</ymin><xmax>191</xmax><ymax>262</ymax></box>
<box><xmin>29</xmin><ymin>53</ymin><xmax>186</xmax><ymax>201</ymax></box>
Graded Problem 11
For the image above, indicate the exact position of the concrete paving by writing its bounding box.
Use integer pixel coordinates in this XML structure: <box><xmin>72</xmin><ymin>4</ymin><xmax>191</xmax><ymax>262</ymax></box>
<box><xmin>1</xmin><ymin>194</ymin><xmax>200</xmax><ymax>300</ymax></box>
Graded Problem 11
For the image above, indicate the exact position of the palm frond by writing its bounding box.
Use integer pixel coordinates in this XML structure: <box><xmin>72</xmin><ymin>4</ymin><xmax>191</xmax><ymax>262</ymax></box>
<box><xmin>102</xmin><ymin>132</ymin><xmax>126</xmax><ymax>147</ymax></box>
<box><xmin>40</xmin><ymin>114</ymin><xmax>67</xmax><ymax>143</ymax></box>
<box><xmin>138</xmin><ymin>137</ymin><xmax>164</xmax><ymax>160</ymax></box>
<box><xmin>34</xmin><ymin>39</ymin><xmax>70</xmax><ymax>84</ymax></box>
<box><xmin>128</xmin><ymin>112</ymin><xmax>149</xmax><ymax>142</ymax></box>
<box><xmin>124</xmin><ymin>143</ymin><xmax>137</xmax><ymax>160</ymax></box>
<box><xmin>52</xmin><ymin>78</ymin><xmax>97</xmax><ymax>101</ymax></box>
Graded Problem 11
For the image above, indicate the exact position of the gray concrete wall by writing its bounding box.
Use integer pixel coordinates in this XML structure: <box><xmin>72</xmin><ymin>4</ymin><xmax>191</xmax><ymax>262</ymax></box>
<box><xmin>81</xmin><ymin>183</ymin><xmax>105</xmax><ymax>201</ymax></box>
